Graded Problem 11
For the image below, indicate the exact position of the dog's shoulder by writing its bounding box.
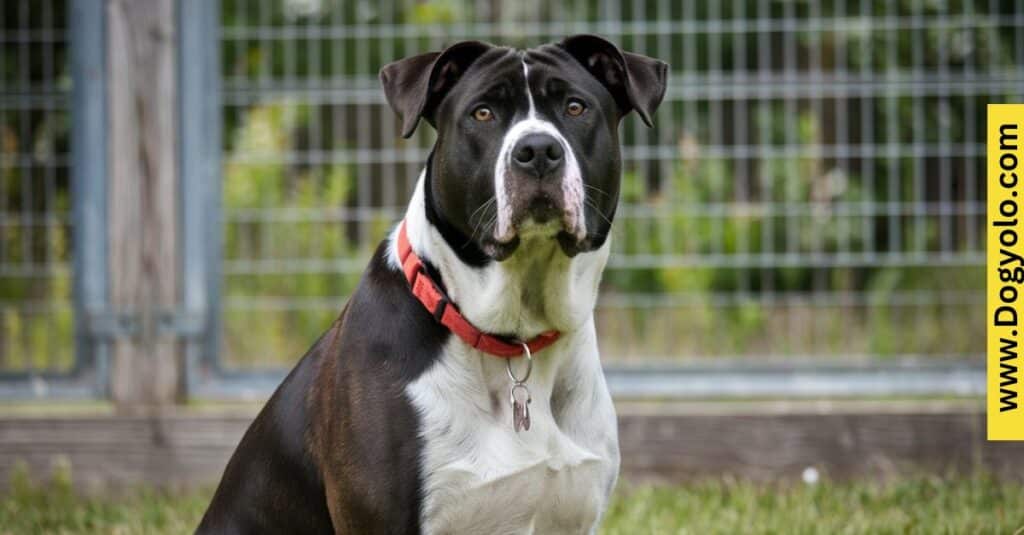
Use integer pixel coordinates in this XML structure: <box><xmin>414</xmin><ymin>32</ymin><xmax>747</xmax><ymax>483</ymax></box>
<box><xmin>200</xmin><ymin>239</ymin><xmax>451</xmax><ymax>534</ymax></box>
<box><xmin>306</xmin><ymin>239</ymin><xmax>451</xmax><ymax>533</ymax></box>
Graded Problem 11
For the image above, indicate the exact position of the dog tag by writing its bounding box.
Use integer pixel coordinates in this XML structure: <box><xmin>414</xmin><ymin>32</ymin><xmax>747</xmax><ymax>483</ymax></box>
<box><xmin>511</xmin><ymin>383</ymin><xmax>531</xmax><ymax>432</ymax></box>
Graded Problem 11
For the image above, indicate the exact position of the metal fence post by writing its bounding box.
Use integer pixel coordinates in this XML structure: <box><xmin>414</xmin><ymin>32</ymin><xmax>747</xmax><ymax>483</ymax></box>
<box><xmin>70</xmin><ymin>0</ymin><xmax>109</xmax><ymax>397</ymax></box>
<box><xmin>179</xmin><ymin>0</ymin><xmax>223</xmax><ymax>396</ymax></box>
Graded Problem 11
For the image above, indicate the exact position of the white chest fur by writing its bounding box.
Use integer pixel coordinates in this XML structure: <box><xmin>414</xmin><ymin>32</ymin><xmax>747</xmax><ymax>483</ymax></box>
<box><xmin>406</xmin><ymin>325</ymin><xmax>619</xmax><ymax>535</ymax></box>
<box><xmin>392</xmin><ymin>172</ymin><xmax>620</xmax><ymax>534</ymax></box>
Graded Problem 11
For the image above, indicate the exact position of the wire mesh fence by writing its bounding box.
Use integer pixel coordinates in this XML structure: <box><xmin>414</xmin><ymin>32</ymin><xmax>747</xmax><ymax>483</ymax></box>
<box><xmin>0</xmin><ymin>0</ymin><xmax>73</xmax><ymax>373</ymax></box>
<box><xmin>1</xmin><ymin>1</ymin><xmax>1017</xmax><ymax>377</ymax></box>
<box><xmin>217</xmin><ymin>0</ymin><xmax>1019</xmax><ymax>369</ymax></box>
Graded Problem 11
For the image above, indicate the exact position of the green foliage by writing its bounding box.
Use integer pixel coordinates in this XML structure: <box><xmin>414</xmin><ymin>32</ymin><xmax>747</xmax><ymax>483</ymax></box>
<box><xmin>598</xmin><ymin>121</ymin><xmax>984</xmax><ymax>360</ymax></box>
<box><xmin>0</xmin><ymin>149</ymin><xmax>74</xmax><ymax>371</ymax></box>
<box><xmin>408</xmin><ymin>0</ymin><xmax>467</xmax><ymax>25</ymax></box>
<box><xmin>221</xmin><ymin>101</ymin><xmax>366</xmax><ymax>366</ymax></box>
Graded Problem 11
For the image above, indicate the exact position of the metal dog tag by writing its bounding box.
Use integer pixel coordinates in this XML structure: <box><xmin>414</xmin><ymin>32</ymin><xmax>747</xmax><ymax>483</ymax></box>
<box><xmin>511</xmin><ymin>383</ymin><xmax>531</xmax><ymax>432</ymax></box>
<box><xmin>507</xmin><ymin>344</ymin><xmax>534</xmax><ymax>433</ymax></box>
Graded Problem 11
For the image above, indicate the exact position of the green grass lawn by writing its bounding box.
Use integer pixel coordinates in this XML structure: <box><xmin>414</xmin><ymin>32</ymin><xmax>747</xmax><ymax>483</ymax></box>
<box><xmin>2</xmin><ymin>473</ymin><xmax>1022</xmax><ymax>534</ymax></box>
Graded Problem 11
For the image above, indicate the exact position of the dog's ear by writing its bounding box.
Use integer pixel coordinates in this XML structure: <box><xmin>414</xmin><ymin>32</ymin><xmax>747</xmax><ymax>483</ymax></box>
<box><xmin>379</xmin><ymin>41</ymin><xmax>493</xmax><ymax>138</ymax></box>
<box><xmin>559</xmin><ymin>34</ymin><xmax>668</xmax><ymax>127</ymax></box>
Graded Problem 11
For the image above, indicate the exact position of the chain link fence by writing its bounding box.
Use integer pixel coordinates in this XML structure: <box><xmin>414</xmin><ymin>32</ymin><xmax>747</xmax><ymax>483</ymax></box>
<box><xmin>218</xmin><ymin>0</ymin><xmax>1019</xmax><ymax>369</ymax></box>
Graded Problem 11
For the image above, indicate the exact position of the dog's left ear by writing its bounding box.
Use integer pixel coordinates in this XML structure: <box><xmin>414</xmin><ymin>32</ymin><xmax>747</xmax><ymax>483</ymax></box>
<box><xmin>559</xmin><ymin>34</ymin><xmax>668</xmax><ymax>127</ymax></box>
<box><xmin>380</xmin><ymin>40</ymin><xmax>493</xmax><ymax>138</ymax></box>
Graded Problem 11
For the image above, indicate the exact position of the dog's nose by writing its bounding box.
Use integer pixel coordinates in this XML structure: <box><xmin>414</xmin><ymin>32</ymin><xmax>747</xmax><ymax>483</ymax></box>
<box><xmin>511</xmin><ymin>134</ymin><xmax>564</xmax><ymax>178</ymax></box>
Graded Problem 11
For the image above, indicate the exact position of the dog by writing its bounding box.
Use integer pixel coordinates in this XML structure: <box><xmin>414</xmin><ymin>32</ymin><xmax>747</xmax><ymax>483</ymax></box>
<box><xmin>197</xmin><ymin>34</ymin><xmax>667</xmax><ymax>534</ymax></box>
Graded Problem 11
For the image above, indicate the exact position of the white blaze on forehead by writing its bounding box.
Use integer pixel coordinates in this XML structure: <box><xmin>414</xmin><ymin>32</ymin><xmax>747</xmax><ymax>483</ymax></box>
<box><xmin>522</xmin><ymin>61</ymin><xmax>535</xmax><ymax>114</ymax></box>
<box><xmin>493</xmin><ymin>59</ymin><xmax>586</xmax><ymax>242</ymax></box>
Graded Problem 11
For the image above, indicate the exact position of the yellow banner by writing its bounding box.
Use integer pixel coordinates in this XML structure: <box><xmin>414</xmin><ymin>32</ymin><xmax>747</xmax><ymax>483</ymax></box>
<box><xmin>988</xmin><ymin>104</ymin><xmax>1024</xmax><ymax>440</ymax></box>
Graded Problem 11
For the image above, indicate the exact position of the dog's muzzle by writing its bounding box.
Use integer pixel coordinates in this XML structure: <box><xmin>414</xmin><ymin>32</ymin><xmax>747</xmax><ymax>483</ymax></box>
<box><xmin>492</xmin><ymin>120</ymin><xmax>588</xmax><ymax>258</ymax></box>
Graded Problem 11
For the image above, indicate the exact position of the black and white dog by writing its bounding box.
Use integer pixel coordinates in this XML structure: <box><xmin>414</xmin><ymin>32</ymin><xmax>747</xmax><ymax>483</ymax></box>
<box><xmin>198</xmin><ymin>35</ymin><xmax>667</xmax><ymax>534</ymax></box>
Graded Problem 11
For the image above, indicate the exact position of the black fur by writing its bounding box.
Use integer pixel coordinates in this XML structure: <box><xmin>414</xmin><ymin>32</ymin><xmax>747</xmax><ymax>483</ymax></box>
<box><xmin>197</xmin><ymin>242</ymin><xmax>449</xmax><ymax>534</ymax></box>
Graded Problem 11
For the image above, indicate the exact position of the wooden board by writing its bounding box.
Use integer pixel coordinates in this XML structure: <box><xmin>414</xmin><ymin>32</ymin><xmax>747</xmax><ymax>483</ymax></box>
<box><xmin>0</xmin><ymin>401</ymin><xmax>1021</xmax><ymax>491</ymax></box>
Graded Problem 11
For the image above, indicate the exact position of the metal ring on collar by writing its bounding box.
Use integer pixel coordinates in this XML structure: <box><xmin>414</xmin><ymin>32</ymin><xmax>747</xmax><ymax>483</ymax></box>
<box><xmin>506</xmin><ymin>343</ymin><xmax>533</xmax><ymax>383</ymax></box>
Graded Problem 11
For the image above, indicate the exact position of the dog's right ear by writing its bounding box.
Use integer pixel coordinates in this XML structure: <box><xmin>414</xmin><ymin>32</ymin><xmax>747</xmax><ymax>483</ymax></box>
<box><xmin>380</xmin><ymin>41</ymin><xmax>493</xmax><ymax>138</ymax></box>
<box><xmin>560</xmin><ymin>34</ymin><xmax>668</xmax><ymax>128</ymax></box>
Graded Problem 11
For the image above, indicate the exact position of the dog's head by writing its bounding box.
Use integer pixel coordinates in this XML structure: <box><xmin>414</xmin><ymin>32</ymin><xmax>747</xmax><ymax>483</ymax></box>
<box><xmin>381</xmin><ymin>35</ymin><xmax>668</xmax><ymax>263</ymax></box>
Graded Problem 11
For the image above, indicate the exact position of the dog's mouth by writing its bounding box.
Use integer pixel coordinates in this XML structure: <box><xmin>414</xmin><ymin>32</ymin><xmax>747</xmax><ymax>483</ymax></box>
<box><xmin>483</xmin><ymin>232</ymin><xmax>596</xmax><ymax>261</ymax></box>
<box><xmin>484</xmin><ymin>193</ymin><xmax>590</xmax><ymax>261</ymax></box>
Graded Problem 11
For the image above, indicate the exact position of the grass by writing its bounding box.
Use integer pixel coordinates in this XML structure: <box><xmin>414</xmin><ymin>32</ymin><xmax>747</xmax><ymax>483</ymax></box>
<box><xmin>2</xmin><ymin>472</ymin><xmax>1022</xmax><ymax>534</ymax></box>
<box><xmin>604</xmin><ymin>476</ymin><xmax>1024</xmax><ymax>535</ymax></box>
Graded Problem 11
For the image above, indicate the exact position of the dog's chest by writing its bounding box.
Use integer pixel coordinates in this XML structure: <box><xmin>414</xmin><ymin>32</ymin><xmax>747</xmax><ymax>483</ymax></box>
<box><xmin>406</xmin><ymin>347</ymin><xmax>617</xmax><ymax>535</ymax></box>
<box><xmin>420</xmin><ymin>419</ymin><xmax>611</xmax><ymax>535</ymax></box>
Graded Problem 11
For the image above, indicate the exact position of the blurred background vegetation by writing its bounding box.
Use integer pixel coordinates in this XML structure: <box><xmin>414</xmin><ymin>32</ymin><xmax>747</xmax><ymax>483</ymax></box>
<box><xmin>0</xmin><ymin>0</ymin><xmax>73</xmax><ymax>372</ymax></box>
<box><xmin>2</xmin><ymin>0</ymin><xmax>1020</xmax><ymax>371</ymax></box>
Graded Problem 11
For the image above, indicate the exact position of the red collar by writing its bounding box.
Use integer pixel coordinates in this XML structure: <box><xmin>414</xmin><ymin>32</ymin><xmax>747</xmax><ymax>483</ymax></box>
<box><xmin>396</xmin><ymin>220</ymin><xmax>560</xmax><ymax>358</ymax></box>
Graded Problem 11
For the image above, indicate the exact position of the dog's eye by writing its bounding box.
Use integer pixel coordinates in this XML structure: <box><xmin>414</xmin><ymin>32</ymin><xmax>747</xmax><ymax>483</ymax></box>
<box><xmin>566</xmin><ymin>99</ymin><xmax>586</xmax><ymax>117</ymax></box>
<box><xmin>472</xmin><ymin>106</ymin><xmax>494</xmax><ymax>122</ymax></box>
